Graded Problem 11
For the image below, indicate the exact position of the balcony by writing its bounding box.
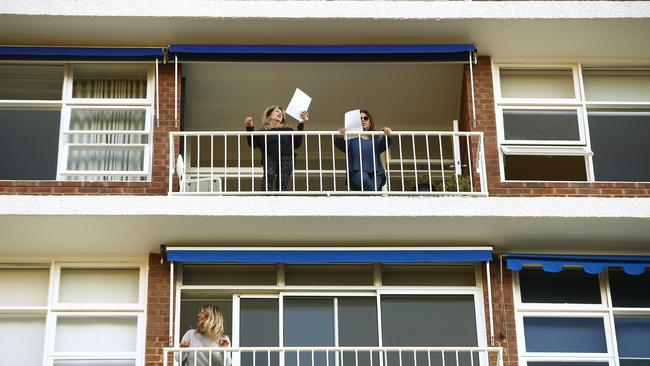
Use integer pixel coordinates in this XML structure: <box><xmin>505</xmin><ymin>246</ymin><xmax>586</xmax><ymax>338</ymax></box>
<box><xmin>163</xmin><ymin>346</ymin><xmax>504</xmax><ymax>366</ymax></box>
<box><xmin>168</xmin><ymin>130</ymin><xmax>487</xmax><ymax>196</ymax></box>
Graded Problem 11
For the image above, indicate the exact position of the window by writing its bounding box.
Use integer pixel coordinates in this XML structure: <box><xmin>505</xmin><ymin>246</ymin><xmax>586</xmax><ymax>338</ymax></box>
<box><xmin>0</xmin><ymin>262</ymin><xmax>146</xmax><ymax>366</ymax></box>
<box><xmin>177</xmin><ymin>263</ymin><xmax>486</xmax><ymax>366</ymax></box>
<box><xmin>514</xmin><ymin>267</ymin><xmax>650</xmax><ymax>366</ymax></box>
<box><xmin>0</xmin><ymin>63</ymin><xmax>154</xmax><ymax>182</ymax></box>
<box><xmin>494</xmin><ymin>65</ymin><xmax>650</xmax><ymax>182</ymax></box>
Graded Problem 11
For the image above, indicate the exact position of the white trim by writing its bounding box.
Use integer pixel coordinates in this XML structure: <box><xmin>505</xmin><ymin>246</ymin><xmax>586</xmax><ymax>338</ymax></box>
<box><xmin>496</xmin><ymin>105</ymin><xmax>586</xmax><ymax>146</ymax></box>
<box><xmin>500</xmin><ymin>145</ymin><xmax>593</xmax><ymax>156</ymax></box>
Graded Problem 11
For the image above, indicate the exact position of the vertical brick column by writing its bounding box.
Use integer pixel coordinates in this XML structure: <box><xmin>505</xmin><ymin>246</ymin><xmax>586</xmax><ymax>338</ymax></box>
<box><xmin>146</xmin><ymin>253</ymin><xmax>173</xmax><ymax>366</ymax></box>
<box><xmin>482</xmin><ymin>260</ymin><xmax>519</xmax><ymax>366</ymax></box>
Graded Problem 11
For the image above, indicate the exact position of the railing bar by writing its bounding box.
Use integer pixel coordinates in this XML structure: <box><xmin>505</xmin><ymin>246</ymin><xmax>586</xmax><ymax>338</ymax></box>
<box><xmin>305</xmin><ymin>136</ymin><xmax>309</xmax><ymax>192</ymax></box>
<box><xmin>327</xmin><ymin>350</ymin><xmax>330</xmax><ymax>366</ymax></box>
<box><xmin>298</xmin><ymin>349</ymin><xmax>301</xmax><ymax>366</ymax></box>
<box><xmin>238</xmin><ymin>135</ymin><xmax>241</xmax><ymax>192</ymax></box>
<box><xmin>398</xmin><ymin>350</ymin><xmax>402</xmax><ymax>366</ymax></box>
<box><xmin>341</xmin><ymin>347</ymin><xmax>344</xmax><ymax>366</ymax></box>
<box><xmin>470</xmin><ymin>350</ymin><xmax>474</xmax><ymax>366</ymax></box>
<box><xmin>413</xmin><ymin>350</ymin><xmax>417</xmax><ymax>366</ymax></box>
<box><xmin>268</xmin><ymin>350</ymin><xmax>271</xmax><ymax>366</ymax></box>
<box><xmin>331</xmin><ymin>135</ymin><xmax>337</xmax><ymax>192</ymax></box>
<box><xmin>427</xmin><ymin>351</ymin><xmax>431</xmax><ymax>366</ymax></box>
<box><xmin>370</xmin><ymin>349</ymin><xmax>374</xmax><ymax>366</ymax></box>
<box><xmin>195</xmin><ymin>350</ymin><xmax>198</xmax><ymax>366</ymax></box>
<box><xmin>319</xmin><ymin>134</ymin><xmax>323</xmax><ymax>192</ymax></box>
<box><xmin>312</xmin><ymin>350</ymin><xmax>316</xmax><ymax>366</ymax></box>
<box><xmin>345</xmin><ymin>134</ymin><xmax>350</xmax><ymax>192</ymax></box>
<box><xmin>466</xmin><ymin>135</ymin><xmax>474</xmax><ymax>193</ymax></box>
<box><xmin>196</xmin><ymin>136</ymin><xmax>201</xmax><ymax>192</ymax></box>
<box><xmin>211</xmin><ymin>135</ymin><xmax>215</xmax><ymax>193</ymax></box>
<box><xmin>425</xmin><ymin>135</ymin><xmax>432</xmax><ymax>193</ymax></box>
<box><xmin>278</xmin><ymin>134</ymin><xmax>282</xmax><ymax>191</ymax></box>
<box><xmin>455</xmin><ymin>350</ymin><xmax>459</xmax><ymax>366</ymax></box>
<box><xmin>398</xmin><ymin>135</ymin><xmax>405</xmax><ymax>191</ymax></box>
<box><xmin>438</xmin><ymin>135</ymin><xmax>445</xmax><ymax>192</ymax></box>
<box><xmin>292</xmin><ymin>134</ymin><xmax>296</xmax><ymax>192</ymax></box>
<box><xmin>441</xmin><ymin>350</ymin><xmax>445</xmax><ymax>366</ymax></box>
<box><xmin>384</xmin><ymin>136</ymin><xmax>391</xmax><ymax>193</ymax></box>
<box><xmin>357</xmin><ymin>134</ymin><xmax>363</xmax><ymax>192</ymax></box>
<box><xmin>251</xmin><ymin>132</ymin><xmax>255</xmax><ymax>192</ymax></box>
<box><xmin>264</xmin><ymin>135</ymin><xmax>268</xmax><ymax>191</ymax></box>
<box><xmin>253</xmin><ymin>350</ymin><xmax>256</xmax><ymax>366</ymax></box>
<box><xmin>210</xmin><ymin>348</ymin><xmax>213</xmax><ymax>366</ymax></box>
<box><xmin>355</xmin><ymin>350</ymin><xmax>359</xmax><ymax>366</ymax></box>
<box><xmin>371</xmin><ymin>135</ymin><xmax>377</xmax><ymax>191</ymax></box>
<box><xmin>224</xmin><ymin>135</ymin><xmax>228</xmax><ymax>192</ymax></box>
<box><xmin>412</xmin><ymin>134</ymin><xmax>418</xmax><ymax>192</ymax></box>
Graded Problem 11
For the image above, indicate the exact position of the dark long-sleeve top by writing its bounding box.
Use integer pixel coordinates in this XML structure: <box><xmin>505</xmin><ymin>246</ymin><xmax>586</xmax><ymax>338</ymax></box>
<box><xmin>245</xmin><ymin>124</ymin><xmax>305</xmax><ymax>163</ymax></box>
<box><xmin>334</xmin><ymin>135</ymin><xmax>392</xmax><ymax>175</ymax></box>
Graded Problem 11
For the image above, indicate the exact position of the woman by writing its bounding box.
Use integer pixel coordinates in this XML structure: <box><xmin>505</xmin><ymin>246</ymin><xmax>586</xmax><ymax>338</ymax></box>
<box><xmin>179</xmin><ymin>304</ymin><xmax>231</xmax><ymax>366</ymax></box>
<box><xmin>244</xmin><ymin>106</ymin><xmax>309</xmax><ymax>191</ymax></box>
<box><xmin>335</xmin><ymin>110</ymin><xmax>392</xmax><ymax>191</ymax></box>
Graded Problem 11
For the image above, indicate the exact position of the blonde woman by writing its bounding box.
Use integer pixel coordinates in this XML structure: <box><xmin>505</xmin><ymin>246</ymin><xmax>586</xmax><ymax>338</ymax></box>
<box><xmin>244</xmin><ymin>105</ymin><xmax>309</xmax><ymax>191</ymax></box>
<box><xmin>179</xmin><ymin>304</ymin><xmax>231</xmax><ymax>366</ymax></box>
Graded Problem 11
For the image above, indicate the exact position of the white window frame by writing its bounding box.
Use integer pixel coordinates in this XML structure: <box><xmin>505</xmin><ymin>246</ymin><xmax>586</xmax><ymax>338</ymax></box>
<box><xmin>175</xmin><ymin>263</ymin><xmax>488</xmax><ymax>363</ymax></box>
<box><xmin>494</xmin><ymin>64</ymin><xmax>582</xmax><ymax>106</ymax></box>
<box><xmin>496</xmin><ymin>105</ymin><xmax>587</xmax><ymax>146</ymax></box>
<box><xmin>0</xmin><ymin>259</ymin><xmax>148</xmax><ymax>366</ymax></box>
<box><xmin>57</xmin><ymin>63</ymin><xmax>155</xmax><ymax>181</ymax></box>
<box><xmin>513</xmin><ymin>267</ymin><xmax>650</xmax><ymax>366</ymax></box>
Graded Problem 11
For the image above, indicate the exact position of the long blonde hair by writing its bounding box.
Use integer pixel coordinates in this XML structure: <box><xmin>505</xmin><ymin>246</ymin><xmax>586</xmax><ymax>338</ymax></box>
<box><xmin>262</xmin><ymin>105</ymin><xmax>287</xmax><ymax>130</ymax></box>
<box><xmin>197</xmin><ymin>304</ymin><xmax>225</xmax><ymax>341</ymax></box>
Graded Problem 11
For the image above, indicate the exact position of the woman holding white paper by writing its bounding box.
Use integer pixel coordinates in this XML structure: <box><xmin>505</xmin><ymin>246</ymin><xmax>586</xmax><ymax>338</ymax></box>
<box><xmin>244</xmin><ymin>105</ymin><xmax>309</xmax><ymax>191</ymax></box>
<box><xmin>335</xmin><ymin>110</ymin><xmax>392</xmax><ymax>191</ymax></box>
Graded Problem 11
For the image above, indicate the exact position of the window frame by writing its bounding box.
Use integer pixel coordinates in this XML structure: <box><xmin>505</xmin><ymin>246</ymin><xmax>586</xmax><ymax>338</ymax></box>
<box><xmin>513</xmin><ymin>267</ymin><xmax>650</xmax><ymax>366</ymax></box>
<box><xmin>0</xmin><ymin>259</ymin><xmax>148</xmax><ymax>366</ymax></box>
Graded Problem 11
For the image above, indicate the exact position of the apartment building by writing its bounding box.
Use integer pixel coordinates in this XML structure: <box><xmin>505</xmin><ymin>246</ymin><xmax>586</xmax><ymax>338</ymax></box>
<box><xmin>1</xmin><ymin>2</ymin><xmax>649</xmax><ymax>366</ymax></box>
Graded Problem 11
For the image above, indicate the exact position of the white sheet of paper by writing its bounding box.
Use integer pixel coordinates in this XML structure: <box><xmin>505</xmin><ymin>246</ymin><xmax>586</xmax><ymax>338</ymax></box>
<box><xmin>285</xmin><ymin>88</ymin><xmax>312</xmax><ymax>121</ymax></box>
<box><xmin>344</xmin><ymin>109</ymin><xmax>363</xmax><ymax>138</ymax></box>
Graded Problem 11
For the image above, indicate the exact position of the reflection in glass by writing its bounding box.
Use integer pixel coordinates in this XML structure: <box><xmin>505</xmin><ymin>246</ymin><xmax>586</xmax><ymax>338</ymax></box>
<box><xmin>240</xmin><ymin>298</ymin><xmax>279</xmax><ymax>366</ymax></box>
<box><xmin>519</xmin><ymin>268</ymin><xmax>601</xmax><ymax>304</ymax></box>
<box><xmin>523</xmin><ymin>317</ymin><xmax>607</xmax><ymax>353</ymax></box>
<box><xmin>284</xmin><ymin>298</ymin><xmax>335</xmax><ymax>366</ymax></box>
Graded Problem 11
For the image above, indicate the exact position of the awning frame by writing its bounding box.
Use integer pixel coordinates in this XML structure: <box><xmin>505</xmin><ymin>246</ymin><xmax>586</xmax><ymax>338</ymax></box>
<box><xmin>505</xmin><ymin>253</ymin><xmax>650</xmax><ymax>275</ymax></box>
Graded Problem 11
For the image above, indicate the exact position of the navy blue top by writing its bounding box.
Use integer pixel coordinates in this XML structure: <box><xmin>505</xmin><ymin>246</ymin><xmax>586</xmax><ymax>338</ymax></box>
<box><xmin>334</xmin><ymin>136</ymin><xmax>392</xmax><ymax>175</ymax></box>
<box><xmin>246</xmin><ymin>124</ymin><xmax>304</xmax><ymax>164</ymax></box>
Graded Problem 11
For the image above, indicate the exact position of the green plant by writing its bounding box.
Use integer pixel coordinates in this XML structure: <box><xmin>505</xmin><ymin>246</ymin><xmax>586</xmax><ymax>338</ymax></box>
<box><xmin>435</xmin><ymin>175</ymin><xmax>472</xmax><ymax>192</ymax></box>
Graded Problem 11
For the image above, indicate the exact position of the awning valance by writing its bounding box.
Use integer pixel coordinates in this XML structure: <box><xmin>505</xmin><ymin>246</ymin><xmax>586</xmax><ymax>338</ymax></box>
<box><xmin>167</xmin><ymin>44</ymin><xmax>476</xmax><ymax>62</ymax></box>
<box><xmin>0</xmin><ymin>46</ymin><xmax>164</xmax><ymax>60</ymax></box>
<box><xmin>505</xmin><ymin>253</ymin><xmax>650</xmax><ymax>275</ymax></box>
<box><xmin>165</xmin><ymin>247</ymin><xmax>492</xmax><ymax>264</ymax></box>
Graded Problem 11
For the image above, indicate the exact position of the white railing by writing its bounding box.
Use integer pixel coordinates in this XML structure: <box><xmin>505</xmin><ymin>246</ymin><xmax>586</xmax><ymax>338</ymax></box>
<box><xmin>168</xmin><ymin>130</ymin><xmax>487</xmax><ymax>196</ymax></box>
<box><xmin>163</xmin><ymin>346</ymin><xmax>503</xmax><ymax>366</ymax></box>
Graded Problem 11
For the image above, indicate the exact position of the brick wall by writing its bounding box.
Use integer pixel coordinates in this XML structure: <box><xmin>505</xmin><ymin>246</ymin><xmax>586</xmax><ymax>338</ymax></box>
<box><xmin>462</xmin><ymin>56</ymin><xmax>650</xmax><ymax>197</ymax></box>
<box><xmin>146</xmin><ymin>252</ymin><xmax>173</xmax><ymax>366</ymax></box>
<box><xmin>482</xmin><ymin>260</ymin><xmax>518</xmax><ymax>366</ymax></box>
<box><xmin>0</xmin><ymin>64</ymin><xmax>181</xmax><ymax>195</ymax></box>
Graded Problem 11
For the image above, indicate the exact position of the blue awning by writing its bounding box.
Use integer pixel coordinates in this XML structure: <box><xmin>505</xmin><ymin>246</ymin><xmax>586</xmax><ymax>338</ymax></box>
<box><xmin>0</xmin><ymin>46</ymin><xmax>164</xmax><ymax>60</ymax></box>
<box><xmin>165</xmin><ymin>247</ymin><xmax>492</xmax><ymax>264</ymax></box>
<box><xmin>505</xmin><ymin>253</ymin><xmax>650</xmax><ymax>275</ymax></box>
<box><xmin>168</xmin><ymin>44</ymin><xmax>476</xmax><ymax>62</ymax></box>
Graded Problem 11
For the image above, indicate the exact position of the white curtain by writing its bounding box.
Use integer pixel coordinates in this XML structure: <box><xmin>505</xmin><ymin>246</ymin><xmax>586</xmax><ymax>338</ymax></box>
<box><xmin>72</xmin><ymin>77</ymin><xmax>147</xmax><ymax>99</ymax></box>
<box><xmin>67</xmin><ymin>109</ymin><xmax>146</xmax><ymax>181</ymax></box>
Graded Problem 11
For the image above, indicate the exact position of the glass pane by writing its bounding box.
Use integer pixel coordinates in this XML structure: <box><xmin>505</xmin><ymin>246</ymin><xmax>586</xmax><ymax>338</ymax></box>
<box><xmin>609</xmin><ymin>269</ymin><xmax>650</xmax><ymax>307</ymax></box>
<box><xmin>339</xmin><ymin>298</ymin><xmax>379</xmax><ymax>366</ymax></box>
<box><xmin>523</xmin><ymin>317</ymin><xmax>607</xmax><ymax>353</ymax></box>
<box><xmin>183</xmin><ymin>264</ymin><xmax>276</xmax><ymax>285</ymax></box>
<box><xmin>55</xmin><ymin>316</ymin><xmax>137</xmax><ymax>352</ymax></box>
<box><xmin>500</xmin><ymin>68</ymin><xmax>575</xmax><ymax>99</ymax></box>
<box><xmin>519</xmin><ymin>268</ymin><xmax>601</xmax><ymax>304</ymax></box>
<box><xmin>620</xmin><ymin>361</ymin><xmax>650</xmax><ymax>366</ymax></box>
<box><xmin>588</xmin><ymin>112</ymin><xmax>650</xmax><ymax>182</ymax></box>
<box><xmin>382</xmin><ymin>265</ymin><xmax>476</xmax><ymax>286</ymax></box>
<box><xmin>66</xmin><ymin>147</ymin><xmax>144</xmax><ymax>171</ymax></box>
<box><xmin>69</xmin><ymin>109</ymin><xmax>146</xmax><ymax>131</ymax></box>
<box><xmin>240</xmin><ymin>299</ymin><xmax>279</xmax><ymax>366</ymax></box>
<box><xmin>53</xmin><ymin>361</ymin><xmax>135</xmax><ymax>366</ymax></box>
<box><xmin>59</xmin><ymin>268</ymin><xmax>139</xmax><ymax>303</ymax></box>
<box><xmin>583</xmin><ymin>70</ymin><xmax>650</xmax><ymax>102</ymax></box>
<box><xmin>0</xmin><ymin>268</ymin><xmax>49</xmax><ymax>306</ymax></box>
<box><xmin>615</xmin><ymin>316</ymin><xmax>650</xmax><ymax>359</ymax></box>
<box><xmin>180</xmin><ymin>300</ymin><xmax>232</xmax><ymax>340</ymax></box>
<box><xmin>0</xmin><ymin>316</ymin><xmax>46</xmax><ymax>366</ymax></box>
<box><xmin>0</xmin><ymin>108</ymin><xmax>60</xmax><ymax>180</ymax></box>
<box><xmin>504</xmin><ymin>155</ymin><xmax>587</xmax><ymax>181</ymax></box>
<box><xmin>503</xmin><ymin>110</ymin><xmax>580</xmax><ymax>141</ymax></box>
<box><xmin>0</xmin><ymin>64</ymin><xmax>63</xmax><ymax>100</ymax></box>
<box><xmin>72</xmin><ymin>65</ymin><xmax>147</xmax><ymax>99</ymax></box>
<box><xmin>285</xmin><ymin>265</ymin><xmax>373</xmax><ymax>285</ymax></box>
<box><xmin>284</xmin><ymin>298</ymin><xmax>335</xmax><ymax>366</ymax></box>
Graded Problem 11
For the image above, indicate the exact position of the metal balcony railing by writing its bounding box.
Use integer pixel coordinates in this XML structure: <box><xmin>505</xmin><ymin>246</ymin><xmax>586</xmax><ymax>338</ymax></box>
<box><xmin>163</xmin><ymin>346</ymin><xmax>504</xmax><ymax>366</ymax></box>
<box><xmin>169</xmin><ymin>130</ymin><xmax>487</xmax><ymax>196</ymax></box>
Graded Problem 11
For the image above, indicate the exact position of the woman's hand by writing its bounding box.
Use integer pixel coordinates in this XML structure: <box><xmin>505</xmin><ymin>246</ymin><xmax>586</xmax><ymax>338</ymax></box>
<box><xmin>218</xmin><ymin>337</ymin><xmax>231</xmax><ymax>347</ymax></box>
<box><xmin>243</xmin><ymin>116</ymin><xmax>254</xmax><ymax>128</ymax></box>
<box><xmin>299</xmin><ymin>111</ymin><xmax>309</xmax><ymax>123</ymax></box>
<box><xmin>382</xmin><ymin>127</ymin><xmax>392</xmax><ymax>136</ymax></box>
<box><xmin>337</xmin><ymin>127</ymin><xmax>346</xmax><ymax>139</ymax></box>
<box><xmin>179</xmin><ymin>340</ymin><xmax>190</xmax><ymax>348</ymax></box>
